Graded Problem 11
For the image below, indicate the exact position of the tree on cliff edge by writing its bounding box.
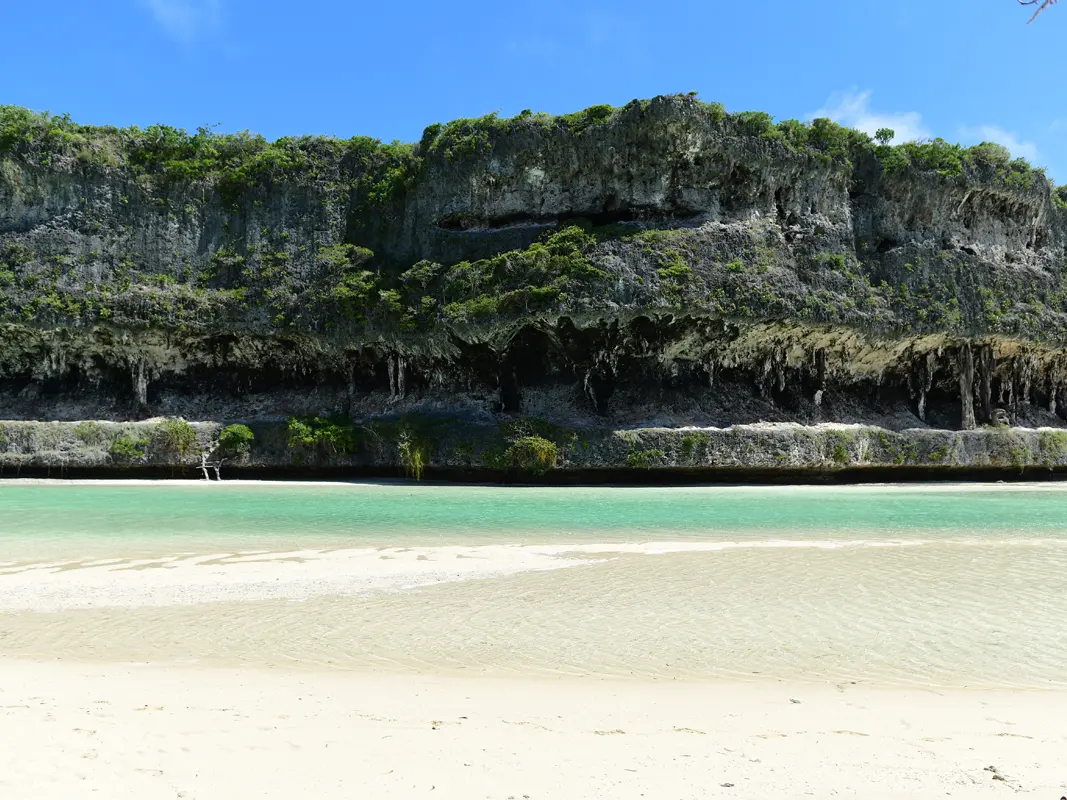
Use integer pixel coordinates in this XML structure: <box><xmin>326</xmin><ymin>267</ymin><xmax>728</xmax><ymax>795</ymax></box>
<box><xmin>1020</xmin><ymin>0</ymin><xmax>1057</xmax><ymax>22</ymax></box>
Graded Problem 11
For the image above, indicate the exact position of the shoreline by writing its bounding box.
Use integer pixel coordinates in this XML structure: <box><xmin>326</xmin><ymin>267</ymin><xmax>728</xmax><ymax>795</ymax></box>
<box><xmin>8</xmin><ymin>475</ymin><xmax>1067</xmax><ymax>491</ymax></box>
<box><xmin>6</xmin><ymin>464</ymin><xmax>1067</xmax><ymax>485</ymax></box>
<box><xmin>2</xmin><ymin>657</ymin><xmax>1064</xmax><ymax>799</ymax></box>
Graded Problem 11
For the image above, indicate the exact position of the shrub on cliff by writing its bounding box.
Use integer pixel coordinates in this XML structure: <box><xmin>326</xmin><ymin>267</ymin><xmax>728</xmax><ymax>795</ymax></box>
<box><xmin>286</xmin><ymin>415</ymin><xmax>359</xmax><ymax>455</ymax></box>
<box><xmin>504</xmin><ymin>436</ymin><xmax>558</xmax><ymax>475</ymax></box>
<box><xmin>108</xmin><ymin>433</ymin><xmax>147</xmax><ymax>461</ymax></box>
<box><xmin>155</xmin><ymin>418</ymin><xmax>199</xmax><ymax>463</ymax></box>
<box><xmin>440</xmin><ymin>226</ymin><xmax>603</xmax><ymax>323</ymax></box>
<box><xmin>311</xmin><ymin>244</ymin><xmax>378</xmax><ymax>326</ymax></box>
<box><xmin>422</xmin><ymin>103</ymin><xmax>618</xmax><ymax>161</ymax></box>
<box><xmin>397</xmin><ymin>429</ymin><xmax>428</xmax><ymax>480</ymax></box>
<box><xmin>74</xmin><ymin>421</ymin><xmax>106</xmax><ymax>446</ymax></box>
<box><xmin>680</xmin><ymin>432</ymin><xmax>711</xmax><ymax>462</ymax></box>
<box><xmin>219</xmin><ymin>423</ymin><xmax>254</xmax><ymax>455</ymax></box>
<box><xmin>772</xmin><ymin>116</ymin><xmax>870</xmax><ymax>164</ymax></box>
<box><xmin>627</xmin><ymin>448</ymin><xmax>666</xmax><ymax>469</ymax></box>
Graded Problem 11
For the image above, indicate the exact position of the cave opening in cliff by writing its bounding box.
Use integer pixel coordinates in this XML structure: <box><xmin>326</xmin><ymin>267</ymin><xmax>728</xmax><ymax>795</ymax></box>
<box><xmin>435</xmin><ymin>207</ymin><xmax>701</xmax><ymax>235</ymax></box>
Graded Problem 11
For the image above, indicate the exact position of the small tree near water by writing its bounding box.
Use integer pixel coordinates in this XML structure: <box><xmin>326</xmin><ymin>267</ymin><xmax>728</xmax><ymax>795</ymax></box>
<box><xmin>155</xmin><ymin>418</ymin><xmax>199</xmax><ymax>466</ymax></box>
<box><xmin>203</xmin><ymin>423</ymin><xmax>256</xmax><ymax>480</ymax></box>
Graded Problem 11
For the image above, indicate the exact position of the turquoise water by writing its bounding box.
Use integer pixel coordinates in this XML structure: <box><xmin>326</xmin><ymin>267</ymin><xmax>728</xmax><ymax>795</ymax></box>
<box><xmin>2</xmin><ymin>482</ymin><xmax>1066</xmax><ymax>552</ymax></box>
<box><xmin>3</xmin><ymin>481</ymin><xmax>1067</xmax><ymax>687</ymax></box>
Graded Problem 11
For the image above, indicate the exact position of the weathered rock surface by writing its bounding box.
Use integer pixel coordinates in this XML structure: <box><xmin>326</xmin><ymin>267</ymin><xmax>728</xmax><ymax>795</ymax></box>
<box><xmin>2</xmin><ymin>95</ymin><xmax>1067</xmax><ymax>478</ymax></box>
<box><xmin>4</xmin><ymin>419</ymin><xmax>1067</xmax><ymax>483</ymax></box>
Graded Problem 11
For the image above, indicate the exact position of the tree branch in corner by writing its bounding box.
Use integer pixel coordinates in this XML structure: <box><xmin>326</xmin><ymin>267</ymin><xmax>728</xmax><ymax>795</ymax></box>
<box><xmin>1020</xmin><ymin>0</ymin><xmax>1057</xmax><ymax>23</ymax></box>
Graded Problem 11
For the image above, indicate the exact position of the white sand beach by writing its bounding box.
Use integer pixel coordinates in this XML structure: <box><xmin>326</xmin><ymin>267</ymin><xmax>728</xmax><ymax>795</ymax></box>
<box><xmin>4</xmin><ymin>482</ymin><xmax>1067</xmax><ymax>797</ymax></box>
<box><xmin>1</xmin><ymin>658</ymin><xmax>1064</xmax><ymax>799</ymax></box>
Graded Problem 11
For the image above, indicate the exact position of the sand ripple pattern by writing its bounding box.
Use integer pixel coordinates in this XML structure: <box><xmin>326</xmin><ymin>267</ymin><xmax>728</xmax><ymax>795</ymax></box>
<box><xmin>2</xmin><ymin>538</ymin><xmax>1067</xmax><ymax>689</ymax></box>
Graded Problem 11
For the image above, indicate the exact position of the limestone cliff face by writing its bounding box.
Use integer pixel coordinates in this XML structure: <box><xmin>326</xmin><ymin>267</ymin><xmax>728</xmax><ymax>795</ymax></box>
<box><xmin>392</xmin><ymin>99</ymin><xmax>853</xmax><ymax>264</ymax></box>
<box><xmin>2</xmin><ymin>95</ymin><xmax>1067</xmax><ymax>477</ymax></box>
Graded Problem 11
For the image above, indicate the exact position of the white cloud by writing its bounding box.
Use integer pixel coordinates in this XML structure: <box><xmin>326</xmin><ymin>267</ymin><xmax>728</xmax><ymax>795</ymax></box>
<box><xmin>140</xmin><ymin>0</ymin><xmax>222</xmax><ymax>43</ymax></box>
<box><xmin>810</xmin><ymin>90</ymin><xmax>929</xmax><ymax>144</ymax></box>
<box><xmin>959</xmin><ymin>125</ymin><xmax>1040</xmax><ymax>163</ymax></box>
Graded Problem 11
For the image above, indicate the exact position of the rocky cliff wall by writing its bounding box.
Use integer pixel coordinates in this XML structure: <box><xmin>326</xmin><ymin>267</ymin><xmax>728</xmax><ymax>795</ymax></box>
<box><xmin>4</xmin><ymin>419</ymin><xmax>1067</xmax><ymax>483</ymax></box>
<box><xmin>2</xmin><ymin>95</ymin><xmax>1067</xmax><ymax>478</ymax></box>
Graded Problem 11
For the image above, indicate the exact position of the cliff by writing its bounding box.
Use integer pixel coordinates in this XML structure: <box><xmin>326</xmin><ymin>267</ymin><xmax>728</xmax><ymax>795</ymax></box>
<box><xmin>3</xmin><ymin>94</ymin><xmax>1067</xmax><ymax>480</ymax></box>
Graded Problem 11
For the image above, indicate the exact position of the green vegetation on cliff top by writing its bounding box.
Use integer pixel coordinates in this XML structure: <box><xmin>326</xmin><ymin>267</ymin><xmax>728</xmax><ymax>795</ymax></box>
<box><xmin>1</xmin><ymin>95</ymin><xmax>1056</xmax><ymax>195</ymax></box>
<box><xmin>0</xmin><ymin>104</ymin><xmax>417</xmax><ymax>205</ymax></box>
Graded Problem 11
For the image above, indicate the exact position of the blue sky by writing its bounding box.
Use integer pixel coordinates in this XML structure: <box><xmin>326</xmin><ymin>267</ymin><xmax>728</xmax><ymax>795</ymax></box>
<box><xmin>2</xmin><ymin>0</ymin><xmax>1064</xmax><ymax>180</ymax></box>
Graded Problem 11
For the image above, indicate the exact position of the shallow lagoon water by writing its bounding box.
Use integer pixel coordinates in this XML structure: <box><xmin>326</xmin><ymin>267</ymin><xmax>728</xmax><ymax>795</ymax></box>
<box><xmin>2</xmin><ymin>481</ymin><xmax>1066</xmax><ymax>687</ymax></box>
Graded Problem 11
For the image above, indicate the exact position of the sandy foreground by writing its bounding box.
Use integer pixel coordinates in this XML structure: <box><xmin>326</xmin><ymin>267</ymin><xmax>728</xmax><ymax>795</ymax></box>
<box><xmin>4</xmin><ymin>481</ymin><xmax>1067</xmax><ymax>798</ymax></box>
<box><xmin>0</xmin><ymin>659</ymin><xmax>1063</xmax><ymax>800</ymax></box>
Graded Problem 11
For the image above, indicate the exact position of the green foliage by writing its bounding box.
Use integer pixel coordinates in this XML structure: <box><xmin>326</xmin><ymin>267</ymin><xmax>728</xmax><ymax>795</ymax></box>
<box><xmin>400</xmin><ymin>259</ymin><xmax>443</xmax><ymax>291</ymax></box>
<box><xmin>322</xmin><ymin>269</ymin><xmax>377</xmax><ymax>326</ymax></box>
<box><xmin>503</xmin><ymin>436</ymin><xmax>558</xmax><ymax>475</ymax></box>
<box><xmin>155</xmin><ymin>418</ymin><xmax>199</xmax><ymax>462</ymax></box>
<box><xmin>735</xmin><ymin>111</ymin><xmax>775</xmax><ymax>137</ymax></box>
<box><xmin>772</xmin><ymin>117</ymin><xmax>871</xmax><ymax>164</ymax></box>
<box><xmin>440</xmin><ymin>226</ymin><xmax>603</xmax><ymax>322</ymax></box>
<box><xmin>219</xmin><ymin>423</ymin><xmax>254</xmax><ymax>454</ymax></box>
<box><xmin>3</xmin><ymin>98</ymin><xmax>1048</xmax><ymax>212</ymax></box>
<box><xmin>749</xmin><ymin>111</ymin><xmax>1046</xmax><ymax>190</ymax></box>
<box><xmin>286</xmin><ymin>418</ymin><xmax>316</xmax><ymax>447</ymax></box>
<box><xmin>422</xmin><ymin>112</ymin><xmax>500</xmax><ymax>160</ymax></box>
<box><xmin>397</xmin><ymin>429</ymin><xmax>428</xmax><ymax>480</ymax></box>
<box><xmin>73</xmin><ymin>420</ymin><xmax>105</xmax><ymax>446</ymax></box>
<box><xmin>815</xmin><ymin>252</ymin><xmax>848</xmax><ymax>270</ymax></box>
<box><xmin>927</xmin><ymin>444</ymin><xmax>951</xmax><ymax>464</ymax></box>
<box><xmin>701</xmin><ymin>101</ymin><xmax>727</xmax><ymax>124</ymax></box>
<box><xmin>108</xmin><ymin>433</ymin><xmax>147</xmax><ymax>460</ymax></box>
<box><xmin>826</xmin><ymin>431</ymin><xmax>854</xmax><ymax>465</ymax></box>
<box><xmin>1</xmin><ymin>242</ymin><xmax>32</xmax><ymax>270</ymax></box>
<box><xmin>558</xmin><ymin>104</ymin><xmax>616</xmax><ymax>130</ymax></box>
<box><xmin>1053</xmin><ymin>185</ymin><xmax>1067</xmax><ymax>210</ymax></box>
<box><xmin>874</xmin><ymin>137</ymin><xmax>1044</xmax><ymax>188</ymax></box>
<box><xmin>0</xmin><ymin>106</ymin><xmax>100</xmax><ymax>159</ymax></box>
<box><xmin>286</xmin><ymin>415</ymin><xmax>359</xmax><ymax>454</ymax></box>
<box><xmin>0</xmin><ymin>105</ymin><xmax>419</xmax><ymax>209</ymax></box>
<box><xmin>422</xmin><ymin>103</ymin><xmax>618</xmax><ymax>161</ymax></box>
<box><xmin>317</xmin><ymin>244</ymin><xmax>373</xmax><ymax>273</ymax></box>
<box><xmin>679</xmin><ymin>432</ymin><xmax>711</xmax><ymax>461</ymax></box>
<box><xmin>888</xmin><ymin>139</ymin><xmax>963</xmax><ymax>177</ymax></box>
<box><xmin>831</xmin><ymin>442</ymin><xmax>849</xmax><ymax>464</ymax></box>
<box><xmin>967</xmin><ymin>141</ymin><xmax>1011</xmax><ymax>168</ymax></box>
<box><xmin>1038</xmin><ymin>430</ymin><xmax>1067</xmax><ymax>465</ymax></box>
<box><xmin>627</xmin><ymin>448</ymin><xmax>666</xmax><ymax>468</ymax></box>
<box><xmin>656</xmin><ymin>249</ymin><xmax>693</xmax><ymax>301</ymax></box>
